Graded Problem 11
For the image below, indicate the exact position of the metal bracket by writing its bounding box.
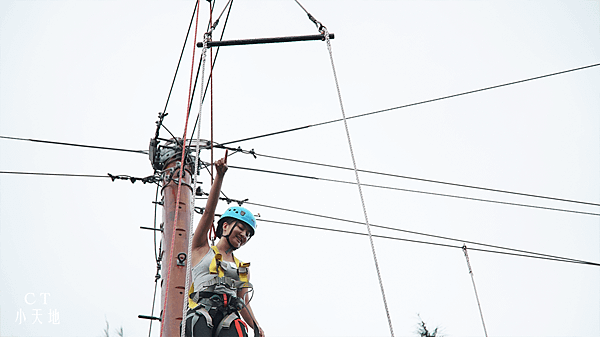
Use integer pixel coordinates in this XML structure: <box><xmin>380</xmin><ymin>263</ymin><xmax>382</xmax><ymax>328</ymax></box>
<box><xmin>138</xmin><ymin>314</ymin><xmax>161</xmax><ymax>321</ymax></box>
<box><xmin>197</xmin><ymin>33</ymin><xmax>334</xmax><ymax>48</ymax></box>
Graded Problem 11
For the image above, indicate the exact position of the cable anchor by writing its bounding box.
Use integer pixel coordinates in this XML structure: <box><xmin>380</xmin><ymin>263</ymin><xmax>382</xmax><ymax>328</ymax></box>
<box><xmin>177</xmin><ymin>252</ymin><xmax>187</xmax><ymax>266</ymax></box>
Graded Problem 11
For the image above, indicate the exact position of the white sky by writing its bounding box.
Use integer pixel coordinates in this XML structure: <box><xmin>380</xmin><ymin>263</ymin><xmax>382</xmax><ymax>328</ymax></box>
<box><xmin>1</xmin><ymin>1</ymin><xmax>599</xmax><ymax>337</ymax></box>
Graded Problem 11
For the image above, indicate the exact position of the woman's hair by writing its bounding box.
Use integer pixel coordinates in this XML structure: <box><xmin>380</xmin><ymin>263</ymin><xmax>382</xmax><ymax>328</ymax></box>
<box><xmin>215</xmin><ymin>218</ymin><xmax>238</xmax><ymax>238</ymax></box>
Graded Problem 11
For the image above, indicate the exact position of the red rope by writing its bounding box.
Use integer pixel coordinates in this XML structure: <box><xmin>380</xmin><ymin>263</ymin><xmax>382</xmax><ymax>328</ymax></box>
<box><xmin>160</xmin><ymin>2</ymin><xmax>200</xmax><ymax>336</ymax></box>
<box><xmin>210</xmin><ymin>1</ymin><xmax>215</xmax><ymax>186</ymax></box>
<box><xmin>209</xmin><ymin>0</ymin><xmax>217</xmax><ymax>243</ymax></box>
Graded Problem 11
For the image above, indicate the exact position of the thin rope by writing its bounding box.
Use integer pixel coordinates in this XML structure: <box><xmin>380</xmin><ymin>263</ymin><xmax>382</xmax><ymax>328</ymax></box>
<box><xmin>160</xmin><ymin>2</ymin><xmax>200</xmax><ymax>336</ymax></box>
<box><xmin>322</xmin><ymin>27</ymin><xmax>395</xmax><ymax>337</ymax></box>
<box><xmin>180</xmin><ymin>19</ymin><xmax>212</xmax><ymax>337</ymax></box>
<box><xmin>462</xmin><ymin>245</ymin><xmax>489</xmax><ymax>337</ymax></box>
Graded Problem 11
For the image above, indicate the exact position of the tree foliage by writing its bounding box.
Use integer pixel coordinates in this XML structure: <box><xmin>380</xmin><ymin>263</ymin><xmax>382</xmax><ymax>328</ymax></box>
<box><xmin>102</xmin><ymin>319</ymin><xmax>124</xmax><ymax>337</ymax></box>
<box><xmin>416</xmin><ymin>315</ymin><xmax>443</xmax><ymax>337</ymax></box>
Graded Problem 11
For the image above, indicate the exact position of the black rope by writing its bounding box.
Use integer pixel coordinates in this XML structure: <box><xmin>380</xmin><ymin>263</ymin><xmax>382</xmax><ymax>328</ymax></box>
<box><xmin>210</xmin><ymin>0</ymin><xmax>234</xmax><ymax>32</ymax></box>
<box><xmin>161</xmin><ymin>0</ymin><xmax>199</xmax><ymax>119</ymax></box>
<box><xmin>0</xmin><ymin>135</ymin><xmax>148</xmax><ymax>155</ymax></box>
<box><xmin>227</xmin><ymin>165</ymin><xmax>600</xmax><ymax>217</ymax></box>
<box><xmin>221</xmin><ymin>63</ymin><xmax>600</xmax><ymax>146</ymax></box>
<box><xmin>258</xmin><ymin>218</ymin><xmax>600</xmax><ymax>267</ymax></box>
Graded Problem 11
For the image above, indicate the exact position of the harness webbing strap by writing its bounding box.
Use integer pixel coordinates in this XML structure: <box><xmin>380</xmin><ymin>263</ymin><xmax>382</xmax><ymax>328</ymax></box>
<box><xmin>186</xmin><ymin>306</ymin><xmax>213</xmax><ymax>329</ymax></box>
<box><xmin>209</xmin><ymin>246</ymin><xmax>225</xmax><ymax>277</ymax></box>
<box><xmin>215</xmin><ymin>312</ymin><xmax>240</xmax><ymax>337</ymax></box>
<box><xmin>189</xmin><ymin>246</ymin><xmax>253</xmax><ymax>309</ymax></box>
<box><xmin>208</xmin><ymin>245</ymin><xmax>251</xmax><ymax>281</ymax></box>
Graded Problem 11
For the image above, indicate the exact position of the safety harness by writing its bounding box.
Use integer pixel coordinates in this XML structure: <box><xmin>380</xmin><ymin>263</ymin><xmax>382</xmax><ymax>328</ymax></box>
<box><xmin>186</xmin><ymin>246</ymin><xmax>254</xmax><ymax>336</ymax></box>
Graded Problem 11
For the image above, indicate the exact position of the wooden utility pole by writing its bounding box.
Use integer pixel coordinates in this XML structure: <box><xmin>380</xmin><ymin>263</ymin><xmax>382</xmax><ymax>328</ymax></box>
<box><xmin>160</xmin><ymin>150</ymin><xmax>193</xmax><ymax>337</ymax></box>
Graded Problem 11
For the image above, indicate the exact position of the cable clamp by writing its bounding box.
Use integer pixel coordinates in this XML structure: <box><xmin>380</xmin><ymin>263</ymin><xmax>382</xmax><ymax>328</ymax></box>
<box><xmin>307</xmin><ymin>13</ymin><xmax>324</xmax><ymax>32</ymax></box>
<box><xmin>320</xmin><ymin>26</ymin><xmax>330</xmax><ymax>40</ymax></box>
<box><xmin>219</xmin><ymin>197</ymin><xmax>248</xmax><ymax>206</ymax></box>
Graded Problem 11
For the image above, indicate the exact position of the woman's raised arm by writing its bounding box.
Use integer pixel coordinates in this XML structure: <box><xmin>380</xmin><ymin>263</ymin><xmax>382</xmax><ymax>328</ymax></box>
<box><xmin>192</xmin><ymin>150</ymin><xmax>228</xmax><ymax>250</ymax></box>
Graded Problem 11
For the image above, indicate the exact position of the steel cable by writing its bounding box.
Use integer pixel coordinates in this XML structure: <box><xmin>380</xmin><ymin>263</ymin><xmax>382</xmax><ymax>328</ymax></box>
<box><xmin>227</xmin><ymin>165</ymin><xmax>600</xmax><ymax>217</ymax></box>
<box><xmin>221</xmin><ymin>63</ymin><xmax>600</xmax><ymax>146</ymax></box>
<box><xmin>244</xmin><ymin>201</ymin><xmax>595</xmax><ymax>265</ymax></box>
<box><xmin>322</xmin><ymin>25</ymin><xmax>396</xmax><ymax>337</ymax></box>
<box><xmin>258</xmin><ymin>218</ymin><xmax>600</xmax><ymax>266</ymax></box>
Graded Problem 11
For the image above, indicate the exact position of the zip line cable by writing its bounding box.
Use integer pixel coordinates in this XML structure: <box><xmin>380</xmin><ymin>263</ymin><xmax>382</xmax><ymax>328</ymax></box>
<box><xmin>463</xmin><ymin>245</ymin><xmax>489</xmax><ymax>337</ymax></box>
<box><xmin>258</xmin><ymin>217</ymin><xmax>600</xmax><ymax>266</ymax></box>
<box><xmin>185</xmin><ymin>195</ymin><xmax>600</xmax><ymax>266</ymax></box>
<box><xmin>0</xmin><ymin>135</ymin><xmax>148</xmax><ymax>154</ymax></box>
<box><xmin>3</xmin><ymin>133</ymin><xmax>597</xmax><ymax>210</ymax></box>
<box><xmin>152</xmin><ymin>0</ymin><xmax>201</xmax><ymax>147</ymax></box>
<box><xmin>243</xmin><ymin>201</ymin><xmax>595</xmax><ymax>265</ymax></box>
<box><xmin>220</xmin><ymin>62</ymin><xmax>600</xmax><ymax>146</ymax></box>
<box><xmin>236</xmin><ymin>148</ymin><xmax>599</xmax><ymax>208</ymax></box>
<box><xmin>227</xmin><ymin>165</ymin><xmax>600</xmax><ymax>217</ymax></box>
<box><xmin>2</xmin><ymin>165</ymin><xmax>597</xmax><ymax>217</ymax></box>
<box><xmin>196</xmin><ymin>157</ymin><xmax>591</xmax><ymax>266</ymax></box>
<box><xmin>160</xmin><ymin>1</ymin><xmax>199</xmax><ymax>120</ymax></box>
<box><xmin>0</xmin><ymin>171</ymin><xmax>109</xmax><ymax>178</ymax></box>
<box><xmin>154</xmin><ymin>0</ymin><xmax>230</xmax><ymax>150</ymax></box>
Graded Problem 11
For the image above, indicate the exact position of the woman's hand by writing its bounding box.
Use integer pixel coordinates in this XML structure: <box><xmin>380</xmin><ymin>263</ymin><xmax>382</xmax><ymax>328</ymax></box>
<box><xmin>214</xmin><ymin>149</ymin><xmax>228</xmax><ymax>177</ymax></box>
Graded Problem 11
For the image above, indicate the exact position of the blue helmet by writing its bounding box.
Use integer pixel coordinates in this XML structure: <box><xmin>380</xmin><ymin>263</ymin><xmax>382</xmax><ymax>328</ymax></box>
<box><xmin>217</xmin><ymin>206</ymin><xmax>257</xmax><ymax>237</ymax></box>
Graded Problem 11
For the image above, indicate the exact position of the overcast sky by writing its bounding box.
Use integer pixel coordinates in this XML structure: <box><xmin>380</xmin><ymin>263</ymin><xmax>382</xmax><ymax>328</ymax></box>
<box><xmin>1</xmin><ymin>1</ymin><xmax>599</xmax><ymax>337</ymax></box>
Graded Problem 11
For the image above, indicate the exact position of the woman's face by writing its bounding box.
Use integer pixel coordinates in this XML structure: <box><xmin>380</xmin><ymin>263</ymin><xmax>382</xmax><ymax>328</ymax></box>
<box><xmin>223</xmin><ymin>221</ymin><xmax>252</xmax><ymax>248</ymax></box>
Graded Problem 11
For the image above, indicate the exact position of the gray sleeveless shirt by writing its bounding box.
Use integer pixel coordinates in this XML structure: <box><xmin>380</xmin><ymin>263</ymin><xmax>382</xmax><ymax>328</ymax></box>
<box><xmin>192</xmin><ymin>248</ymin><xmax>241</xmax><ymax>298</ymax></box>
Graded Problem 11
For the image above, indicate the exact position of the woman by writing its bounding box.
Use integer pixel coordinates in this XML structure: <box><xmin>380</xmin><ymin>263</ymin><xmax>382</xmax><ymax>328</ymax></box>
<box><xmin>185</xmin><ymin>151</ymin><xmax>265</xmax><ymax>337</ymax></box>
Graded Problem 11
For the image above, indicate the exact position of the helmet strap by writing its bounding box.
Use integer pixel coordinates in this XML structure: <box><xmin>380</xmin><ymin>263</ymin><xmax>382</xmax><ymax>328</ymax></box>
<box><xmin>222</xmin><ymin>222</ymin><xmax>240</xmax><ymax>252</ymax></box>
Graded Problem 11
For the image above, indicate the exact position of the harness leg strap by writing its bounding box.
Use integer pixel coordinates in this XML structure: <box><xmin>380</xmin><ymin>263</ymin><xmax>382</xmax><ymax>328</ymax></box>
<box><xmin>215</xmin><ymin>312</ymin><xmax>240</xmax><ymax>337</ymax></box>
<box><xmin>187</xmin><ymin>307</ymin><xmax>213</xmax><ymax>329</ymax></box>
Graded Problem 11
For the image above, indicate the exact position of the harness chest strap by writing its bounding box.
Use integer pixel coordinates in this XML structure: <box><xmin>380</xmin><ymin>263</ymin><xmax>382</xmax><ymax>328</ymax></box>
<box><xmin>209</xmin><ymin>245</ymin><xmax>250</xmax><ymax>282</ymax></box>
<box><xmin>189</xmin><ymin>246</ymin><xmax>251</xmax><ymax>309</ymax></box>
